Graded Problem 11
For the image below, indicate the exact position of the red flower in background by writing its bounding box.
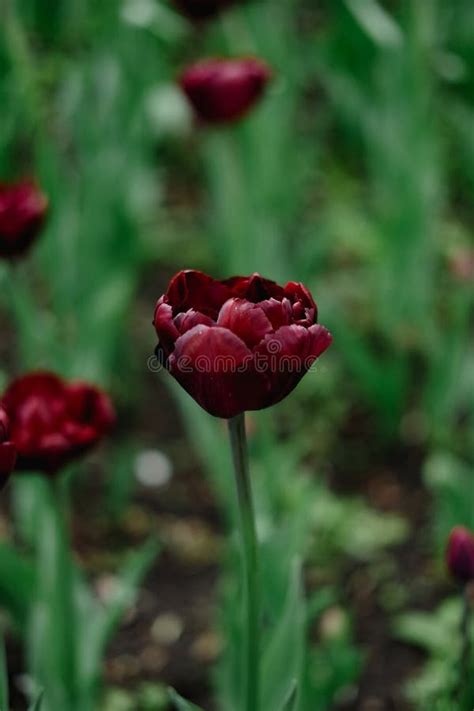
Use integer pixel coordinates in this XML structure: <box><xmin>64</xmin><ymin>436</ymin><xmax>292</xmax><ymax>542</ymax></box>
<box><xmin>154</xmin><ymin>270</ymin><xmax>332</xmax><ymax>418</ymax></box>
<box><xmin>447</xmin><ymin>526</ymin><xmax>474</xmax><ymax>583</ymax></box>
<box><xmin>180</xmin><ymin>58</ymin><xmax>272</xmax><ymax>124</ymax></box>
<box><xmin>173</xmin><ymin>0</ymin><xmax>234</xmax><ymax>20</ymax></box>
<box><xmin>0</xmin><ymin>180</ymin><xmax>48</xmax><ymax>259</ymax></box>
<box><xmin>0</xmin><ymin>408</ymin><xmax>17</xmax><ymax>488</ymax></box>
<box><xmin>2</xmin><ymin>372</ymin><xmax>115</xmax><ymax>474</ymax></box>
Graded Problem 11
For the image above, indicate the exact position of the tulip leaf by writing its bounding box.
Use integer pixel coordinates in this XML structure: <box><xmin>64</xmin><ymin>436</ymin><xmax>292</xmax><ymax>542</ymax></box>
<box><xmin>344</xmin><ymin>0</ymin><xmax>404</xmax><ymax>48</ymax></box>
<box><xmin>261</xmin><ymin>560</ymin><xmax>305</xmax><ymax>711</ymax></box>
<box><xmin>77</xmin><ymin>537</ymin><xmax>160</xmax><ymax>693</ymax></box>
<box><xmin>168</xmin><ymin>687</ymin><xmax>206</xmax><ymax>711</ymax></box>
<box><xmin>281</xmin><ymin>680</ymin><xmax>298</xmax><ymax>711</ymax></box>
<box><xmin>0</xmin><ymin>634</ymin><xmax>8</xmax><ymax>711</ymax></box>
<box><xmin>28</xmin><ymin>691</ymin><xmax>44</xmax><ymax>711</ymax></box>
<box><xmin>28</xmin><ymin>490</ymin><xmax>77</xmax><ymax>710</ymax></box>
<box><xmin>0</xmin><ymin>543</ymin><xmax>35</xmax><ymax>631</ymax></box>
<box><xmin>95</xmin><ymin>536</ymin><xmax>160</xmax><ymax>647</ymax></box>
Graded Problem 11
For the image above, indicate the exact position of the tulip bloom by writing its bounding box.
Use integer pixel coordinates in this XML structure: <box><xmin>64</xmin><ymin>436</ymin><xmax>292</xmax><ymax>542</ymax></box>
<box><xmin>447</xmin><ymin>526</ymin><xmax>474</xmax><ymax>584</ymax></box>
<box><xmin>0</xmin><ymin>407</ymin><xmax>17</xmax><ymax>487</ymax></box>
<box><xmin>0</xmin><ymin>180</ymin><xmax>48</xmax><ymax>258</ymax></box>
<box><xmin>173</xmin><ymin>0</ymin><xmax>233</xmax><ymax>20</ymax></box>
<box><xmin>179</xmin><ymin>58</ymin><xmax>272</xmax><ymax>124</ymax></box>
<box><xmin>1</xmin><ymin>372</ymin><xmax>115</xmax><ymax>474</ymax></box>
<box><xmin>154</xmin><ymin>270</ymin><xmax>332</xmax><ymax>418</ymax></box>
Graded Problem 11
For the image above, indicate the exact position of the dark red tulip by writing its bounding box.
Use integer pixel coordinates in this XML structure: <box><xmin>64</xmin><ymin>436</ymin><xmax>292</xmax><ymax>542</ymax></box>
<box><xmin>153</xmin><ymin>270</ymin><xmax>332</xmax><ymax>418</ymax></box>
<box><xmin>172</xmin><ymin>0</ymin><xmax>234</xmax><ymax>20</ymax></box>
<box><xmin>0</xmin><ymin>408</ymin><xmax>17</xmax><ymax>488</ymax></box>
<box><xmin>447</xmin><ymin>526</ymin><xmax>474</xmax><ymax>584</ymax></box>
<box><xmin>1</xmin><ymin>372</ymin><xmax>116</xmax><ymax>474</ymax></box>
<box><xmin>0</xmin><ymin>180</ymin><xmax>48</xmax><ymax>259</ymax></box>
<box><xmin>179</xmin><ymin>58</ymin><xmax>272</xmax><ymax>124</ymax></box>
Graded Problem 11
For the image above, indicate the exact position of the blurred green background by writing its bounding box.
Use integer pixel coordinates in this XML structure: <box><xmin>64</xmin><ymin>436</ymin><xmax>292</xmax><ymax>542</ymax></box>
<box><xmin>0</xmin><ymin>0</ymin><xmax>473</xmax><ymax>709</ymax></box>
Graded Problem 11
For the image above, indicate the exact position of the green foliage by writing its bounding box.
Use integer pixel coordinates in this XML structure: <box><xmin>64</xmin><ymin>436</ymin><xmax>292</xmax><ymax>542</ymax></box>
<box><xmin>103</xmin><ymin>684</ymin><xmax>169</xmax><ymax>711</ymax></box>
<box><xmin>0</xmin><ymin>543</ymin><xmax>35</xmax><ymax>630</ymax></box>
<box><xmin>424</xmin><ymin>452</ymin><xmax>474</xmax><ymax>553</ymax></box>
<box><xmin>395</xmin><ymin>597</ymin><xmax>474</xmax><ymax>710</ymax></box>
<box><xmin>0</xmin><ymin>488</ymin><xmax>158</xmax><ymax>710</ymax></box>
<box><xmin>260</xmin><ymin>563</ymin><xmax>304</xmax><ymax>711</ymax></box>
<box><xmin>310</xmin><ymin>482</ymin><xmax>409</xmax><ymax>562</ymax></box>
<box><xmin>28</xmin><ymin>692</ymin><xmax>44</xmax><ymax>711</ymax></box>
<box><xmin>0</xmin><ymin>634</ymin><xmax>8</xmax><ymax>711</ymax></box>
<box><xmin>168</xmin><ymin>688</ymin><xmax>205</xmax><ymax>711</ymax></box>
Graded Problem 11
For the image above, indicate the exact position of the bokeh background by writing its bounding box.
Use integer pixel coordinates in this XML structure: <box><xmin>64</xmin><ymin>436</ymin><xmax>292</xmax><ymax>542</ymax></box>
<box><xmin>0</xmin><ymin>0</ymin><xmax>473</xmax><ymax>709</ymax></box>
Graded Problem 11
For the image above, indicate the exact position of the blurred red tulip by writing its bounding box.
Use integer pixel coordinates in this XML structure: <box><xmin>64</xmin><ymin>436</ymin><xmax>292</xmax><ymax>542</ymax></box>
<box><xmin>172</xmin><ymin>0</ymin><xmax>234</xmax><ymax>20</ymax></box>
<box><xmin>179</xmin><ymin>58</ymin><xmax>272</xmax><ymax>124</ymax></box>
<box><xmin>0</xmin><ymin>180</ymin><xmax>48</xmax><ymax>259</ymax></box>
<box><xmin>153</xmin><ymin>270</ymin><xmax>332</xmax><ymax>418</ymax></box>
<box><xmin>2</xmin><ymin>372</ymin><xmax>116</xmax><ymax>474</ymax></box>
<box><xmin>447</xmin><ymin>526</ymin><xmax>474</xmax><ymax>583</ymax></box>
<box><xmin>448</xmin><ymin>248</ymin><xmax>474</xmax><ymax>283</ymax></box>
<box><xmin>0</xmin><ymin>407</ymin><xmax>17</xmax><ymax>488</ymax></box>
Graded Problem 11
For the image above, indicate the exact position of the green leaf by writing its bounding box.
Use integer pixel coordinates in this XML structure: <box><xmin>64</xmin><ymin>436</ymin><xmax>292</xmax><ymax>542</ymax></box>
<box><xmin>95</xmin><ymin>537</ymin><xmax>159</xmax><ymax>648</ymax></box>
<box><xmin>28</xmin><ymin>691</ymin><xmax>44</xmax><ymax>711</ymax></box>
<box><xmin>0</xmin><ymin>633</ymin><xmax>9</xmax><ymax>711</ymax></box>
<box><xmin>11</xmin><ymin>477</ymin><xmax>49</xmax><ymax>548</ymax></box>
<box><xmin>344</xmin><ymin>0</ymin><xmax>404</xmax><ymax>48</ymax></box>
<box><xmin>27</xmin><ymin>488</ymin><xmax>77</xmax><ymax>710</ymax></box>
<box><xmin>0</xmin><ymin>543</ymin><xmax>35</xmax><ymax>630</ymax></box>
<box><xmin>77</xmin><ymin>537</ymin><xmax>160</xmax><ymax>693</ymax></box>
<box><xmin>261</xmin><ymin>561</ymin><xmax>305</xmax><ymax>711</ymax></box>
<box><xmin>168</xmin><ymin>687</ymin><xmax>205</xmax><ymax>711</ymax></box>
<box><xmin>281</xmin><ymin>680</ymin><xmax>298</xmax><ymax>711</ymax></box>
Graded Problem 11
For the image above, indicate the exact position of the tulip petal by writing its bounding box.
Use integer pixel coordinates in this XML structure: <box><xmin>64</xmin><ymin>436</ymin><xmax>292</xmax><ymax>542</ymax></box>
<box><xmin>224</xmin><ymin>273</ymin><xmax>284</xmax><ymax>302</ymax></box>
<box><xmin>0</xmin><ymin>181</ymin><xmax>48</xmax><ymax>258</ymax></box>
<box><xmin>284</xmin><ymin>282</ymin><xmax>317</xmax><ymax>324</ymax></box>
<box><xmin>174</xmin><ymin>308</ymin><xmax>215</xmax><ymax>335</ymax></box>
<box><xmin>2</xmin><ymin>372</ymin><xmax>64</xmax><ymax>407</ymax></box>
<box><xmin>154</xmin><ymin>301</ymin><xmax>180</xmax><ymax>356</ymax></box>
<box><xmin>447</xmin><ymin>527</ymin><xmax>474</xmax><ymax>582</ymax></box>
<box><xmin>169</xmin><ymin>325</ymin><xmax>267</xmax><ymax>418</ymax></box>
<box><xmin>165</xmin><ymin>270</ymin><xmax>231</xmax><ymax>318</ymax></box>
<box><xmin>254</xmin><ymin>324</ymin><xmax>332</xmax><ymax>406</ymax></box>
<box><xmin>66</xmin><ymin>383</ymin><xmax>116</xmax><ymax>432</ymax></box>
<box><xmin>258</xmin><ymin>297</ymin><xmax>292</xmax><ymax>330</ymax></box>
<box><xmin>284</xmin><ymin>281</ymin><xmax>317</xmax><ymax>311</ymax></box>
<box><xmin>2</xmin><ymin>371</ymin><xmax>115</xmax><ymax>474</ymax></box>
<box><xmin>217</xmin><ymin>298</ymin><xmax>272</xmax><ymax>348</ymax></box>
<box><xmin>180</xmin><ymin>59</ymin><xmax>271</xmax><ymax>124</ymax></box>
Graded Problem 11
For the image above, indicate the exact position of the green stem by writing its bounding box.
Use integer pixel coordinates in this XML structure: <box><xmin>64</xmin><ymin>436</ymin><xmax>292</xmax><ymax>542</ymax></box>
<box><xmin>457</xmin><ymin>584</ymin><xmax>472</xmax><ymax>705</ymax></box>
<box><xmin>228</xmin><ymin>413</ymin><xmax>259</xmax><ymax>711</ymax></box>
<box><xmin>33</xmin><ymin>478</ymin><xmax>76</xmax><ymax>710</ymax></box>
<box><xmin>2</xmin><ymin>264</ymin><xmax>40</xmax><ymax>366</ymax></box>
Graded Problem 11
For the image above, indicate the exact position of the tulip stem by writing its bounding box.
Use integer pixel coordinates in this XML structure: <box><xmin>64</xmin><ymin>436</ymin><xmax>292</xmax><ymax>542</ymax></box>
<box><xmin>457</xmin><ymin>584</ymin><xmax>472</xmax><ymax>703</ymax></box>
<box><xmin>228</xmin><ymin>413</ymin><xmax>259</xmax><ymax>711</ymax></box>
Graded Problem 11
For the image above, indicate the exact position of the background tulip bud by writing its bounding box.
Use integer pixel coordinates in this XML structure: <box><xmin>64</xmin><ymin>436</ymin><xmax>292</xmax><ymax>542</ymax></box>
<box><xmin>153</xmin><ymin>270</ymin><xmax>332</xmax><ymax>418</ymax></box>
<box><xmin>172</xmin><ymin>0</ymin><xmax>234</xmax><ymax>20</ymax></box>
<box><xmin>0</xmin><ymin>180</ymin><xmax>48</xmax><ymax>259</ymax></box>
<box><xmin>446</xmin><ymin>526</ymin><xmax>474</xmax><ymax>583</ymax></box>
<box><xmin>179</xmin><ymin>58</ymin><xmax>272</xmax><ymax>124</ymax></box>
<box><xmin>1</xmin><ymin>372</ymin><xmax>116</xmax><ymax>474</ymax></box>
<box><xmin>0</xmin><ymin>407</ymin><xmax>17</xmax><ymax>487</ymax></box>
